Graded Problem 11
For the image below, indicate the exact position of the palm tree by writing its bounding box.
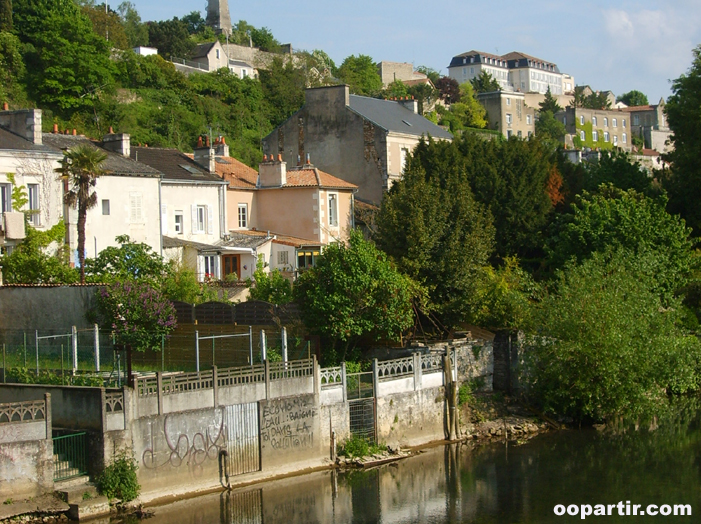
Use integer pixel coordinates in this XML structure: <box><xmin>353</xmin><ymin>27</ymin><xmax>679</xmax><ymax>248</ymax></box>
<box><xmin>57</xmin><ymin>144</ymin><xmax>107</xmax><ymax>283</ymax></box>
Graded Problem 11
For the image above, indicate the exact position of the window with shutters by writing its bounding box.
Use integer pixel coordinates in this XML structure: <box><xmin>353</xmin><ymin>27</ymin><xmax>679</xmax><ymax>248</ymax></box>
<box><xmin>278</xmin><ymin>250</ymin><xmax>289</xmax><ymax>266</ymax></box>
<box><xmin>27</xmin><ymin>184</ymin><xmax>40</xmax><ymax>225</ymax></box>
<box><xmin>197</xmin><ymin>205</ymin><xmax>206</xmax><ymax>233</ymax></box>
<box><xmin>0</xmin><ymin>183</ymin><xmax>11</xmax><ymax>213</ymax></box>
<box><xmin>129</xmin><ymin>192</ymin><xmax>143</xmax><ymax>223</ymax></box>
<box><xmin>328</xmin><ymin>193</ymin><xmax>338</xmax><ymax>227</ymax></box>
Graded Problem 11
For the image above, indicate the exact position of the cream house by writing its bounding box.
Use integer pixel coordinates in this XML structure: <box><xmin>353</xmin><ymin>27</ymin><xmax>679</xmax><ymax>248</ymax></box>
<box><xmin>0</xmin><ymin>109</ymin><xmax>63</xmax><ymax>256</ymax></box>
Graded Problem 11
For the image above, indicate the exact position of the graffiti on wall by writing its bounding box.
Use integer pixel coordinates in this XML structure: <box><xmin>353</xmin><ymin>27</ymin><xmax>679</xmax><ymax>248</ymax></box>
<box><xmin>260</xmin><ymin>396</ymin><xmax>316</xmax><ymax>451</ymax></box>
<box><xmin>142</xmin><ymin>408</ymin><xmax>225</xmax><ymax>473</ymax></box>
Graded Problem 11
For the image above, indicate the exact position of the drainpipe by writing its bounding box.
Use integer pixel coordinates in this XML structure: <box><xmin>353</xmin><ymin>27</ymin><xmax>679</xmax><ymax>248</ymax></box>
<box><xmin>157</xmin><ymin>176</ymin><xmax>163</xmax><ymax>257</ymax></box>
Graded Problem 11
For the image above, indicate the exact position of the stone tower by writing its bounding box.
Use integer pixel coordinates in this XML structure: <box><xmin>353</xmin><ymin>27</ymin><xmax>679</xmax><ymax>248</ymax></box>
<box><xmin>206</xmin><ymin>0</ymin><xmax>232</xmax><ymax>35</ymax></box>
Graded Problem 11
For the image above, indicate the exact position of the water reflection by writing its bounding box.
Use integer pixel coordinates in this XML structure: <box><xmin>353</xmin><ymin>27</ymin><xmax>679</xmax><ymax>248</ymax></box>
<box><xmin>119</xmin><ymin>397</ymin><xmax>701</xmax><ymax>524</ymax></box>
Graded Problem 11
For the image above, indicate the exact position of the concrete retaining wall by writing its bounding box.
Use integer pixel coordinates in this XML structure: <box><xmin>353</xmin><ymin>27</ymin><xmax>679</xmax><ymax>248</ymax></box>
<box><xmin>376</xmin><ymin>386</ymin><xmax>446</xmax><ymax>447</ymax></box>
<box><xmin>0</xmin><ymin>438</ymin><xmax>53</xmax><ymax>499</ymax></box>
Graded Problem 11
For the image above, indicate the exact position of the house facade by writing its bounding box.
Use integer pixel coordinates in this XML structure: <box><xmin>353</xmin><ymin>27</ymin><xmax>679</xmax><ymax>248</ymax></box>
<box><xmin>448</xmin><ymin>50</ymin><xmax>568</xmax><ymax>95</ymax></box>
<box><xmin>0</xmin><ymin>109</ymin><xmax>63</xmax><ymax>255</ymax></box>
<box><xmin>477</xmin><ymin>91</ymin><xmax>536</xmax><ymax>138</ymax></box>
<box><xmin>556</xmin><ymin>107</ymin><xmax>633</xmax><ymax>152</ymax></box>
<box><xmin>628</xmin><ymin>99</ymin><xmax>671</xmax><ymax>153</ymax></box>
<box><xmin>261</xmin><ymin>85</ymin><xmax>452</xmax><ymax>205</ymax></box>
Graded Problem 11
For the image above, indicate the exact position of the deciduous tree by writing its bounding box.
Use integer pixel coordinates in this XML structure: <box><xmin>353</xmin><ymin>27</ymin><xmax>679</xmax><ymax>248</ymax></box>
<box><xmin>336</xmin><ymin>54</ymin><xmax>382</xmax><ymax>96</ymax></box>
<box><xmin>617</xmin><ymin>89</ymin><xmax>649</xmax><ymax>107</ymax></box>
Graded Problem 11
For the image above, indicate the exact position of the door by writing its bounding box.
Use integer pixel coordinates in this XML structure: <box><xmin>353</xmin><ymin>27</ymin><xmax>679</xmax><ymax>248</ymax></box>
<box><xmin>224</xmin><ymin>403</ymin><xmax>260</xmax><ymax>476</ymax></box>
<box><xmin>222</xmin><ymin>255</ymin><xmax>240</xmax><ymax>281</ymax></box>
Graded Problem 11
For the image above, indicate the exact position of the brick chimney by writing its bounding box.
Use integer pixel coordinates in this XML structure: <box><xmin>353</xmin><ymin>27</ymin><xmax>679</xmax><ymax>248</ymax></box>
<box><xmin>258</xmin><ymin>154</ymin><xmax>287</xmax><ymax>187</ymax></box>
<box><xmin>102</xmin><ymin>131</ymin><xmax>131</xmax><ymax>157</ymax></box>
<box><xmin>193</xmin><ymin>136</ymin><xmax>216</xmax><ymax>173</ymax></box>
<box><xmin>0</xmin><ymin>108</ymin><xmax>43</xmax><ymax>145</ymax></box>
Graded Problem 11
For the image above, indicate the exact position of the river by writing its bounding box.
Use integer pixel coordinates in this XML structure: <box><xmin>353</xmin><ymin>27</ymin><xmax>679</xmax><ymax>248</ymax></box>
<box><xmin>116</xmin><ymin>398</ymin><xmax>701</xmax><ymax>523</ymax></box>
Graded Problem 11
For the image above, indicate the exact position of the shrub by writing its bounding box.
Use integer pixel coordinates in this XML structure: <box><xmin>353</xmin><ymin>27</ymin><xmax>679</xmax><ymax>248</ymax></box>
<box><xmin>98</xmin><ymin>452</ymin><xmax>140</xmax><ymax>502</ymax></box>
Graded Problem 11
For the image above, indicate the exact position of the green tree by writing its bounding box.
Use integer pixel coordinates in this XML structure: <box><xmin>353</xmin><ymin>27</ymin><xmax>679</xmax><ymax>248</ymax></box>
<box><xmin>534</xmin><ymin>110</ymin><xmax>565</xmax><ymax>143</ymax></box>
<box><xmin>662</xmin><ymin>45</ymin><xmax>701</xmax><ymax>236</ymax></box>
<box><xmin>15</xmin><ymin>1</ymin><xmax>114</xmax><ymax>110</ymax></box>
<box><xmin>259</xmin><ymin>56</ymin><xmax>305</xmax><ymax>127</ymax></box>
<box><xmin>0</xmin><ymin>31</ymin><xmax>26</xmax><ymax>105</ymax></box>
<box><xmin>296</xmin><ymin>230</ymin><xmax>423</xmax><ymax>361</ymax></box>
<box><xmin>117</xmin><ymin>2</ymin><xmax>147</xmax><ymax>48</ymax></box>
<box><xmin>438</xmin><ymin>81</ymin><xmax>486</xmax><ymax>131</ymax></box>
<box><xmin>336</xmin><ymin>54</ymin><xmax>382</xmax><ymax>96</ymax></box>
<box><xmin>545</xmin><ymin>185</ymin><xmax>695</xmax><ymax>300</ymax></box>
<box><xmin>246</xmin><ymin>258</ymin><xmax>293</xmax><ymax>304</ymax></box>
<box><xmin>375</xmin><ymin>138</ymin><xmax>495</xmax><ymax>327</ymax></box>
<box><xmin>415</xmin><ymin>65</ymin><xmax>440</xmax><ymax>84</ymax></box>
<box><xmin>85</xmin><ymin>235</ymin><xmax>169</xmax><ymax>284</ymax></box>
<box><xmin>57</xmin><ymin>144</ymin><xmax>107</xmax><ymax>283</ymax></box>
<box><xmin>81</xmin><ymin>2</ymin><xmax>128</xmax><ymax>49</ymax></box>
<box><xmin>147</xmin><ymin>17</ymin><xmax>194</xmax><ymax>59</ymax></box>
<box><xmin>297</xmin><ymin>49</ymin><xmax>337</xmax><ymax>87</ymax></box>
<box><xmin>0</xmin><ymin>0</ymin><xmax>11</xmax><ymax>31</ymax></box>
<box><xmin>470</xmin><ymin>70</ymin><xmax>500</xmax><ymax>93</ymax></box>
<box><xmin>617</xmin><ymin>89</ymin><xmax>649</xmax><ymax>107</ymax></box>
<box><xmin>583</xmin><ymin>150</ymin><xmax>653</xmax><ymax>194</ymax></box>
<box><xmin>161</xmin><ymin>261</ymin><xmax>217</xmax><ymax>304</ymax></box>
<box><xmin>407</xmin><ymin>82</ymin><xmax>438</xmax><ymax>115</ymax></box>
<box><xmin>0</xmin><ymin>222</ymin><xmax>77</xmax><ymax>284</ymax></box>
<box><xmin>524</xmin><ymin>249</ymin><xmax>701</xmax><ymax>423</ymax></box>
<box><xmin>539</xmin><ymin>86</ymin><xmax>562</xmax><ymax>113</ymax></box>
<box><xmin>382</xmin><ymin>79</ymin><xmax>408</xmax><ymax>99</ymax></box>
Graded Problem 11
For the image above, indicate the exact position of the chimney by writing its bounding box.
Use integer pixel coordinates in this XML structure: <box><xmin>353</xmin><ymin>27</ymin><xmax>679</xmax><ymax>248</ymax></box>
<box><xmin>0</xmin><ymin>108</ymin><xmax>43</xmax><ymax>145</ymax></box>
<box><xmin>258</xmin><ymin>154</ymin><xmax>287</xmax><ymax>187</ymax></box>
<box><xmin>193</xmin><ymin>138</ymin><xmax>216</xmax><ymax>173</ymax></box>
<box><xmin>213</xmin><ymin>135</ymin><xmax>229</xmax><ymax>158</ymax></box>
<box><xmin>102</xmin><ymin>131</ymin><xmax>131</xmax><ymax>158</ymax></box>
<box><xmin>52</xmin><ymin>124</ymin><xmax>58</xmax><ymax>134</ymax></box>
<box><xmin>398</xmin><ymin>96</ymin><xmax>418</xmax><ymax>114</ymax></box>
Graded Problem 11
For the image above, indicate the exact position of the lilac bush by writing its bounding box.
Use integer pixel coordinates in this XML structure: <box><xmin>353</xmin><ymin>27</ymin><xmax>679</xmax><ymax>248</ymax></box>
<box><xmin>97</xmin><ymin>281</ymin><xmax>177</xmax><ymax>352</ymax></box>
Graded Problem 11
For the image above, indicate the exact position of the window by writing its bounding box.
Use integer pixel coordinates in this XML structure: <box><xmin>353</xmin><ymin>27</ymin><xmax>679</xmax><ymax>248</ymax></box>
<box><xmin>400</xmin><ymin>148</ymin><xmax>409</xmax><ymax>173</ymax></box>
<box><xmin>174</xmin><ymin>212</ymin><xmax>183</xmax><ymax>234</ymax></box>
<box><xmin>197</xmin><ymin>205</ymin><xmax>206</xmax><ymax>233</ymax></box>
<box><xmin>604</xmin><ymin>131</ymin><xmax>610</xmax><ymax>142</ymax></box>
<box><xmin>506</xmin><ymin>113</ymin><xmax>513</xmax><ymax>125</ymax></box>
<box><xmin>328</xmin><ymin>193</ymin><xmax>338</xmax><ymax>227</ymax></box>
<box><xmin>579</xmin><ymin>115</ymin><xmax>584</xmax><ymax>125</ymax></box>
<box><xmin>216</xmin><ymin>49</ymin><xmax>220</xmax><ymax>59</ymax></box>
<box><xmin>27</xmin><ymin>184</ymin><xmax>39</xmax><ymax>225</ymax></box>
<box><xmin>633</xmin><ymin>115</ymin><xmax>640</xmax><ymax>125</ymax></box>
<box><xmin>612</xmin><ymin>118</ymin><xmax>617</xmax><ymax>128</ymax></box>
<box><xmin>0</xmin><ymin>183</ymin><xmax>10</xmax><ymax>213</ymax></box>
<box><xmin>517</xmin><ymin>130</ymin><xmax>522</xmax><ymax>138</ymax></box>
<box><xmin>507</xmin><ymin>130</ymin><xmax>513</xmax><ymax>138</ymax></box>
<box><xmin>297</xmin><ymin>249</ymin><xmax>320</xmax><ymax>270</ymax></box>
<box><xmin>592</xmin><ymin>131</ymin><xmax>598</xmax><ymax>142</ymax></box>
<box><xmin>203</xmin><ymin>255</ymin><xmax>217</xmax><ymax>279</ymax></box>
<box><xmin>278</xmin><ymin>250</ymin><xmax>289</xmax><ymax>266</ymax></box>
<box><xmin>622</xmin><ymin>119</ymin><xmax>627</xmax><ymax>128</ymax></box>
<box><xmin>470</xmin><ymin>67</ymin><xmax>474</xmax><ymax>75</ymax></box>
<box><xmin>129</xmin><ymin>192</ymin><xmax>143</xmax><ymax>223</ymax></box>
<box><xmin>527</xmin><ymin>115</ymin><xmax>532</xmax><ymax>125</ymax></box>
<box><xmin>592</xmin><ymin>116</ymin><xmax>597</xmax><ymax>126</ymax></box>
<box><xmin>102</xmin><ymin>199</ymin><xmax>110</xmax><ymax>216</ymax></box>
<box><xmin>622</xmin><ymin>133</ymin><xmax>627</xmax><ymax>143</ymax></box>
<box><xmin>238</xmin><ymin>203</ymin><xmax>248</xmax><ymax>228</ymax></box>
<box><xmin>563</xmin><ymin>116</ymin><xmax>567</xmax><ymax>125</ymax></box>
<box><xmin>580</xmin><ymin>130</ymin><xmax>586</xmax><ymax>141</ymax></box>
<box><xmin>506</xmin><ymin>98</ymin><xmax>511</xmax><ymax>106</ymax></box>
<box><xmin>604</xmin><ymin>117</ymin><xmax>608</xmax><ymax>127</ymax></box>
<box><xmin>242</xmin><ymin>69</ymin><xmax>247</xmax><ymax>78</ymax></box>
<box><xmin>613</xmin><ymin>135</ymin><xmax>618</xmax><ymax>145</ymax></box>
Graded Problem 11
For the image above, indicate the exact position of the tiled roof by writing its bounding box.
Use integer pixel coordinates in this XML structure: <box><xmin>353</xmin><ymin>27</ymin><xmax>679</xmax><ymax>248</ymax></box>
<box><xmin>0</xmin><ymin>128</ymin><xmax>58</xmax><ymax>153</ymax></box>
<box><xmin>218</xmin><ymin>231</ymin><xmax>272</xmax><ymax>249</ymax></box>
<box><xmin>230</xmin><ymin>228</ymin><xmax>320</xmax><ymax>248</ymax></box>
<box><xmin>43</xmin><ymin>134</ymin><xmax>161</xmax><ymax>177</ymax></box>
<box><xmin>283</xmin><ymin>167</ymin><xmax>357</xmax><ymax>190</ymax></box>
<box><xmin>192</xmin><ymin>42</ymin><xmax>216</xmax><ymax>59</ymax></box>
<box><xmin>131</xmin><ymin>147</ymin><xmax>224</xmax><ymax>183</ymax></box>
<box><xmin>201</xmin><ymin>154</ymin><xmax>258</xmax><ymax>189</ymax></box>
<box><xmin>626</xmin><ymin>105</ymin><xmax>657</xmax><ymax>111</ymax></box>
<box><xmin>348</xmin><ymin>95</ymin><xmax>453</xmax><ymax>140</ymax></box>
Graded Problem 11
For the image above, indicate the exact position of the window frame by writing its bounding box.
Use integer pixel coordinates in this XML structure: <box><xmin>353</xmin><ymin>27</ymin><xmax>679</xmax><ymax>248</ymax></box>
<box><xmin>328</xmin><ymin>192</ymin><xmax>339</xmax><ymax>228</ymax></box>
<box><xmin>27</xmin><ymin>183</ymin><xmax>40</xmax><ymax>225</ymax></box>
<box><xmin>237</xmin><ymin>203</ymin><xmax>248</xmax><ymax>228</ymax></box>
<box><xmin>0</xmin><ymin>183</ymin><xmax>11</xmax><ymax>213</ymax></box>
<box><xmin>174</xmin><ymin>212</ymin><xmax>183</xmax><ymax>234</ymax></box>
<box><xmin>101</xmin><ymin>199</ymin><xmax>110</xmax><ymax>216</ymax></box>
<box><xmin>197</xmin><ymin>205</ymin><xmax>206</xmax><ymax>233</ymax></box>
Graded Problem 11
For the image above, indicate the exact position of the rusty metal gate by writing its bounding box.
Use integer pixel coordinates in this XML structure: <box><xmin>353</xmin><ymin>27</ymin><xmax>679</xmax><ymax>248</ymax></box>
<box><xmin>349</xmin><ymin>398</ymin><xmax>376</xmax><ymax>443</ymax></box>
<box><xmin>223</xmin><ymin>403</ymin><xmax>260</xmax><ymax>476</ymax></box>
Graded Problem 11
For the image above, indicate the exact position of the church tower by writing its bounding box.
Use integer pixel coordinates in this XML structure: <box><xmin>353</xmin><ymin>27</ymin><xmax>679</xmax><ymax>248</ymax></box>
<box><xmin>206</xmin><ymin>0</ymin><xmax>232</xmax><ymax>35</ymax></box>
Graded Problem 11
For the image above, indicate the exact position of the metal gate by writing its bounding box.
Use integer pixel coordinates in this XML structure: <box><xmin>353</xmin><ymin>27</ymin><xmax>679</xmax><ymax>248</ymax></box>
<box><xmin>223</xmin><ymin>403</ymin><xmax>260</xmax><ymax>476</ymax></box>
<box><xmin>220</xmin><ymin>489</ymin><xmax>263</xmax><ymax>524</ymax></box>
<box><xmin>349</xmin><ymin>398</ymin><xmax>376</xmax><ymax>443</ymax></box>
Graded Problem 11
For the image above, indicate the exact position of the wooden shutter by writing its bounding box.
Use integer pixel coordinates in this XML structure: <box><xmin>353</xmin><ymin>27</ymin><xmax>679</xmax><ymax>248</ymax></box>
<box><xmin>207</xmin><ymin>205</ymin><xmax>214</xmax><ymax>234</ymax></box>
<box><xmin>191</xmin><ymin>205</ymin><xmax>197</xmax><ymax>234</ymax></box>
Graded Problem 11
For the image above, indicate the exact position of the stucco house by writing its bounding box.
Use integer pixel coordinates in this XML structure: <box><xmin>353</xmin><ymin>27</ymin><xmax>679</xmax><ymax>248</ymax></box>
<box><xmin>555</xmin><ymin>107</ymin><xmax>633</xmax><ymax>152</ymax></box>
<box><xmin>477</xmin><ymin>91</ymin><xmax>536</xmax><ymax>139</ymax></box>
<box><xmin>262</xmin><ymin>84</ymin><xmax>452</xmax><ymax>205</ymax></box>
<box><xmin>628</xmin><ymin>99</ymin><xmax>671</xmax><ymax>153</ymax></box>
<box><xmin>0</xmin><ymin>109</ymin><xmax>62</xmax><ymax>255</ymax></box>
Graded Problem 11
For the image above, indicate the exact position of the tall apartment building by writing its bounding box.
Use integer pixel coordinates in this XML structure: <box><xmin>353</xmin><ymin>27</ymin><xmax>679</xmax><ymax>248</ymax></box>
<box><xmin>448</xmin><ymin>50</ymin><xmax>569</xmax><ymax>95</ymax></box>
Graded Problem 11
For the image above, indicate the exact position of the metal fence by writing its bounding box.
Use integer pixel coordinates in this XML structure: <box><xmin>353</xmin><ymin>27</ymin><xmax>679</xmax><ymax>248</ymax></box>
<box><xmin>53</xmin><ymin>431</ymin><xmax>88</xmax><ymax>481</ymax></box>
<box><xmin>346</xmin><ymin>371</ymin><xmax>374</xmax><ymax>401</ymax></box>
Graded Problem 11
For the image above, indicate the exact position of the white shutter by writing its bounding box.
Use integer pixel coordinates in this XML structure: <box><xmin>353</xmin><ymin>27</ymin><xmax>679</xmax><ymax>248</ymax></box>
<box><xmin>196</xmin><ymin>255</ymin><xmax>202</xmax><ymax>281</ymax></box>
<box><xmin>161</xmin><ymin>204</ymin><xmax>168</xmax><ymax>235</ymax></box>
<box><xmin>191</xmin><ymin>205</ymin><xmax>197</xmax><ymax>234</ymax></box>
<box><xmin>207</xmin><ymin>205</ymin><xmax>214</xmax><ymax>235</ymax></box>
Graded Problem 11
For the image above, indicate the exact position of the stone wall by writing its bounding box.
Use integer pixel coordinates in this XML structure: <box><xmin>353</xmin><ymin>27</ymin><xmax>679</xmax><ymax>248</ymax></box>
<box><xmin>376</xmin><ymin>386</ymin><xmax>446</xmax><ymax>448</ymax></box>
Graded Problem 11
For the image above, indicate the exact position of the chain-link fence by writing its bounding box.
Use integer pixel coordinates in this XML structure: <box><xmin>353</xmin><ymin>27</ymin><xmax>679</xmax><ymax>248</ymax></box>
<box><xmin>0</xmin><ymin>324</ymin><xmax>311</xmax><ymax>379</ymax></box>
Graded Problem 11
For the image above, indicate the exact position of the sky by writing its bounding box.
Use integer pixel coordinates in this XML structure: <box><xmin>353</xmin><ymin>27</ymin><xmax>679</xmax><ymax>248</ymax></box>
<box><xmin>131</xmin><ymin>0</ymin><xmax>701</xmax><ymax>102</ymax></box>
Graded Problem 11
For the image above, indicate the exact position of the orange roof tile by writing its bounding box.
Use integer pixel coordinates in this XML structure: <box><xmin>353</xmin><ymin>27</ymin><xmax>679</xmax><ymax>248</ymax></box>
<box><xmin>185</xmin><ymin>153</ymin><xmax>258</xmax><ymax>189</ymax></box>
<box><xmin>283</xmin><ymin>167</ymin><xmax>357</xmax><ymax>190</ymax></box>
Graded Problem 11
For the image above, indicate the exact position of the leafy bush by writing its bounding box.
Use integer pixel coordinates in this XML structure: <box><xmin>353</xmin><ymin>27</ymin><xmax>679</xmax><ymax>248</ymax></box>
<box><xmin>458</xmin><ymin>383</ymin><xmax>474</xmax><ymax>406</ymax></box>
<box><xmin>98</xmin><ymin>453</ymin><xmax>140</xmax><ymax>502</ymax></box>
<box><xmin>339</xmin><ymin>436</ymin><xmax>387</xmax><ymax>459</ymax></box>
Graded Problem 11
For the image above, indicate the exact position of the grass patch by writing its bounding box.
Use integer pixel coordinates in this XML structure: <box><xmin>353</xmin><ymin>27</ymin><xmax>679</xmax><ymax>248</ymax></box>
<box><xmin>338</xmin><ymin>436</ymin><xmax>387</xmax><ymax>459</ymax></box>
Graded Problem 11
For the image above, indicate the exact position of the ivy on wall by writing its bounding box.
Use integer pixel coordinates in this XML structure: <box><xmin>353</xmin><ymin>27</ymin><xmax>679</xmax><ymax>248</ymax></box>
<box><xmin>575</xmin><ymin>119</ymin><xmax>614</xmax><ymax>151</ymax></box>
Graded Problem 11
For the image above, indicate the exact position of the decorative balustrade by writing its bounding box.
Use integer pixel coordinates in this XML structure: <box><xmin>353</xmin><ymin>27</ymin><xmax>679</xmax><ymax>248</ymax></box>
<box><xmin>377</xmin><ymin>356</ymin><xmax>414</xmax><ymax>381</ymax></box>
<box><xmin>421</xmin><ymin>353</ymin><xmax>444</xmax><ymax>374</ymax></box>
<box><xmin>162</xmin><ymin>370</ymin><xmax>214</xmax><ymax>395</ymax></box>
<box><xmin>104</xmin><ymin>391</ymin><xmax>124</xmax><ymax>414</ymax></box>
<box><xmin>137</xmin><ymin>376</ymin><xmax>159</xmax><ymax>398</ymax></box>
<box><xmin>0</xmin><ymin>399</ymin><xmax>46</xmax><ymax>424</ymax></box>
<box><xmin>320</xmin><ymin>366</ymin><xmax>342</xmax><ymax>389</ymax></box>
<box><xmin>268</xmin><ymin>359</ymin><xmax>313</xmax><ymax>381</ymax></box>
<box><xmin>217</xmin><ymin>364</ymin><xmax>265</xmax><ymax>387</ymax></box>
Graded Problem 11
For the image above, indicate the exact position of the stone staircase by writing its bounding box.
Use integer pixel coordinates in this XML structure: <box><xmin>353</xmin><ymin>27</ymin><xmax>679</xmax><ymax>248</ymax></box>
<box><xmin>55</xmin><ymin>480</ymin><xmax>112</xmax><ymax>521</ymax></box>
<box><xmin>53</xmin><ymin>452</ymin><xmax>85</xmax><ymax>481</ymax></box>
